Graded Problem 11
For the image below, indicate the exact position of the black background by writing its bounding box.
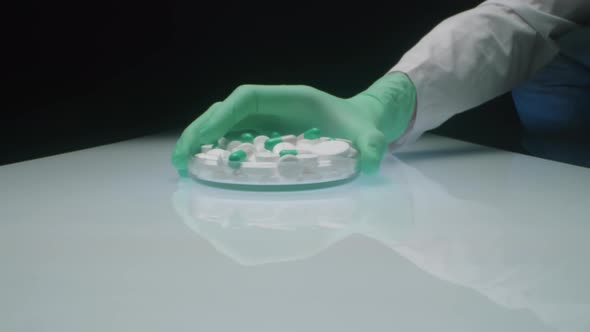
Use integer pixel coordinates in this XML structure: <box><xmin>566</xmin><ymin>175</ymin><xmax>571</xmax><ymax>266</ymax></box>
<box><xmin>4</xmin><ymin>0</ymin><xmax>524</xmax><ymax>166</ymax></box>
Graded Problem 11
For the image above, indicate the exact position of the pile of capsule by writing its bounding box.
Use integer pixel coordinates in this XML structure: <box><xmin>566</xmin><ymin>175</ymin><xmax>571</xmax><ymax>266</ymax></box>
<box><xmin>189</xmin><ymin>128</ymin><xmax>359</xmax><ymax>184</ymax></box>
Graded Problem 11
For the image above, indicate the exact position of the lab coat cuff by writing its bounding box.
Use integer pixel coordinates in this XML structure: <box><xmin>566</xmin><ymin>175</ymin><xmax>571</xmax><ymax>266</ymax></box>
<box><xmin>386</xmin><ymin>69</ymin><xmax>429</xmax><ymax>152</ymax></box>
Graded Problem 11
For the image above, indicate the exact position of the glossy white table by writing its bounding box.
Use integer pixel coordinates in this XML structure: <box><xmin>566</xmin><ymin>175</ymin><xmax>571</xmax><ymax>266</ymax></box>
<box><xmin>1</xmin><ymin>133</ymin><xmax>589</xmax><ymax>332</ymax></box>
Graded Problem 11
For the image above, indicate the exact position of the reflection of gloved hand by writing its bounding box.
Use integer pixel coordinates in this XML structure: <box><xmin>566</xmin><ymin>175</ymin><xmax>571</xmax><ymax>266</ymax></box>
<box><xmin>172</xmin><ymin>72</ymin><xmax>416</xmax><ymax>176</ymax></box>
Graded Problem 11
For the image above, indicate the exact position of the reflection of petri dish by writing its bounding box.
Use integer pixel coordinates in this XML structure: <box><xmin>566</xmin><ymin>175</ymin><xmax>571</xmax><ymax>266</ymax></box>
<box><xmin>172</xmin><ymin>162</ymin><xmax>415</xmax><ymax>266</ymax></box>
<box><xmin>189</xmin><ymin>136</ymin><xmax>360</xmax><ymax>189</ymax></box>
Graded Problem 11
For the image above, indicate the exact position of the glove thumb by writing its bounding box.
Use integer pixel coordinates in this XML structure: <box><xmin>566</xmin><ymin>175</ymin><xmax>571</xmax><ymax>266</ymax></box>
<box><xmin>356</xmin><ymin>128</ymin><xmax>387</xmax><ymax>175</ymax></box>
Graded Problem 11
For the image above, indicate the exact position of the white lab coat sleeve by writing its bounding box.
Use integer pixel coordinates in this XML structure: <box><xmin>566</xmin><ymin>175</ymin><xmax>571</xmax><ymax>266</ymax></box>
<box><xmin>389</xmin><ymin>0</ymin><xmax>589</xmax><ymax>147</ymax></box>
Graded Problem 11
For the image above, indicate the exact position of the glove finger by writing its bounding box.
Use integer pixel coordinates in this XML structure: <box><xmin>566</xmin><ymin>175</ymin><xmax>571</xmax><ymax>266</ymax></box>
<box><xmin>356</xmin><ymin>129</ymin><xmax>387</xmax><ymax>175</ymax></box>
<box><xmin>199</xmin><ymin>85</ymin><xmax>259</xmax><ymax>142</ymax></box>
<box><xmin>203</xmin><ymin>85</ymin><xmax>327</xmax><ymax>139</ymax></box>
<box><xmin>172</xmin><ymin>102</ymin><xmax>222</xmax><ymax>175</ymax></box>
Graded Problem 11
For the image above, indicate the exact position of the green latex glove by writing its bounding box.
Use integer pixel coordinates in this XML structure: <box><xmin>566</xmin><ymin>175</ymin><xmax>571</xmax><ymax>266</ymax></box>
<box><xmin>172</xmin><ymin>72</ymin><xmax>416</xmax><ymax>176</ymax></box>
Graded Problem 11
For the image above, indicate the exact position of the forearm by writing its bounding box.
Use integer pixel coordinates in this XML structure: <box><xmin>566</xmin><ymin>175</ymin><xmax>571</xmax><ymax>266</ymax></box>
<box><xmin>390</xmin><ymin>0</ymin><xmax>588</xmax><ymax>145</ymax></box>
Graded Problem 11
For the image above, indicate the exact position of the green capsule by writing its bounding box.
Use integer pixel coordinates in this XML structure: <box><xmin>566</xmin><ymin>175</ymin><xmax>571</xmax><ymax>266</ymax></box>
<box><xmin>279</xmin><ymin>149</ymin><xmax>298</xmax><ymax>157</ymax></box>
<box><xmin>229</xmin><ymin>149</ymin><xmax>247</xmax><ymax>161</ymax></box>
<box><xmin>270</xmin><ymin>131</ymin><xmax>281</xmax><ymax>138</ymax></box>
<box><xmin>240</xmin><ymin>132</ymin><xmax>254</xmax><ymax>143</ymax></box>
<box><xmin>264</xmin><ymin>137</ymin><xmax>283</xmax><ymax>151</ymax></box>
<box><xmin>225</xmin><ymin>130</ymin><xmax>251</xmax><ymax>141</ymax></box>
<box><xmin>303</xmin><ymin>128</ymin><xmax>321</xmax><ymax>140</ymax></box>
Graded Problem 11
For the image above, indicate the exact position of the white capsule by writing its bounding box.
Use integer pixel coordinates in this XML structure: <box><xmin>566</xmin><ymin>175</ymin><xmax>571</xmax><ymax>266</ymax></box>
<box><xmin>215</xmin><ymin>150</ymin><xmax>230</xmax><ymax>166</ymax></box>
<box><xmin>335</xmin><ymin>138</ymin><xmax>353</xmax><ymax>145</ymax></box>
<box><xmin>295</xmin><ymin>144</ymin><xmax>313</xmax><ymax>151</ymax></box>
<box><xmin>295</xmin><ymin>140</ymin><xmax>317</xmax><ymax>153</ymax></box>
<box><xmin>297</xmin><ymin>138</ymin><xmax>320</xmax><ymax>145</ymax></box>
<box><xmin>277</xmin><ymin>155</ymin><xmax>303</xmax><ymax>179</ymax></box>
<box><xmin>297</xmin><ymin>147</ymin><xmax>314</xmax><ymax>154</ymax></box>
<box><xmin>310</xmin><ymin>140</ymin><xmax>351</xmax><ymax>158</ymax></box>
<box><xmin>234</xmin><ymin>143</ymin><xmax>256</xmax><ymax>160</ymax></box>
<box><xmin>200</xmin><ymin>144</ymin><xmax>214</xmax><ymax>153</ymax></box>
<box><xmin>255</xmin><ymin>151</ymin><xmax>279</xmax><ymax>162</ymax></box>
<box><xmin>253</xmin><ymin>135</ymin><xmax>269</xmax><ymax>151</ymax></box>
<box><xmin>195</xmin><ymin>152</ymin><xmax>217</xmax><ymax>161</ymax></box>
<box><xmin>281</xmin><ymin>135</ymin><xmax>297</xmax><ymax>145</ymax></box>
<box><xmin>207</xmin><ymin>148</ymin><xmax>228</xmax><ymax>158</ymax></box>
<box><xmin>217</xmin><ymin>137</ymin><xmax>228</xmax><ymax>149</ymax></box>
<box><xmin>226</xmin><ymin>140</ymin><xmax>242</xmax><ymax>151</ymax></box>
<box><xmin>272</xmin><ymin>142</ymin><xmax>296</xmax><ymax>155</ymax></box>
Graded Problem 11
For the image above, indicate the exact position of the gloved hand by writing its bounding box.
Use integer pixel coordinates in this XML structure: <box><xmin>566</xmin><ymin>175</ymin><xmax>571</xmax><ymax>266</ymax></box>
<box><xmin>172</xmin><ymin>72</ymin><xmax>416</xmax><ymax>176</ymax></box>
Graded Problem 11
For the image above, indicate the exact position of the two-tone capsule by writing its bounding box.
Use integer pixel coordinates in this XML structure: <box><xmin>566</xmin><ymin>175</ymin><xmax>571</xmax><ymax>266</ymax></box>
<box><xmin>227</xmin><ymin>143</ymin><xmax>256</xmax><ymax>169</ymax></box>
<box><xmin>264</xmin><ymin>135</ymin><xmax>297</xmax><ymax>151</ymax></box>
<box><xmin>297</xmin><ymin>127</ymin><xmax>321</xmax><ymax>140</ymax></box>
